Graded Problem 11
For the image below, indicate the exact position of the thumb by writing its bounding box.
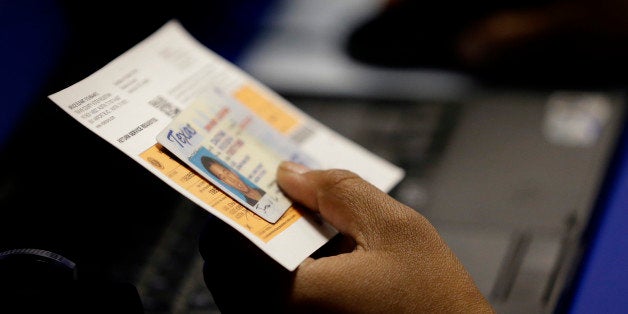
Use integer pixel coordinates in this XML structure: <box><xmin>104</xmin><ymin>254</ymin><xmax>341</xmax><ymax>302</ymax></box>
<box><xmin>277</xmin><ymin>161</ymin><xmax>415</xmax><ymax>247</ymax></box>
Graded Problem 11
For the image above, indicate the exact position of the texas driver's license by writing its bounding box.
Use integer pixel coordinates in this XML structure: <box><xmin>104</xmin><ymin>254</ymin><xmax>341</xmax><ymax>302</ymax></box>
<box><xmin>156</xmin><ymin>88</ymin><xmax>319</xmax><ymax>223</ymax></box>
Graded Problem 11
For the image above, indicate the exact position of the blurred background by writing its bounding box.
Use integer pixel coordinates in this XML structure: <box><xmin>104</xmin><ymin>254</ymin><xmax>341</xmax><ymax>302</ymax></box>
<box><xmin>1</xmin><ymin>0</ymin><xmax>627</xmax><ymax>313</ymax></box>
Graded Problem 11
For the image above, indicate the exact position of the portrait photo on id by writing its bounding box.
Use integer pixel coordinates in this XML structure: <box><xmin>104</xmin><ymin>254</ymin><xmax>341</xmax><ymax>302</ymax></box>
<box><xmin>197</xmin><ymin>154</ymin><xmax>266</xmax><ymax>207</ymax></box>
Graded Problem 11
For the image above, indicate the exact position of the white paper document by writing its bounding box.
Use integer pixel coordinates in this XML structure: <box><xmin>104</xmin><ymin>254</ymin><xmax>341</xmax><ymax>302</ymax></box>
<box><xmin>48</xmin><ymin>20</ymin><xmax>405</xmax><ymax>271</ymax></box>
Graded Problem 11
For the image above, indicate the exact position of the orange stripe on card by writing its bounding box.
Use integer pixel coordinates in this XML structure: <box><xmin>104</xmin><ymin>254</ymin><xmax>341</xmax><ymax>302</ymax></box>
<box><xmin>234</xmin><ymin>85</ymin><xmax>299</xmax><ymax>134</ymax></box>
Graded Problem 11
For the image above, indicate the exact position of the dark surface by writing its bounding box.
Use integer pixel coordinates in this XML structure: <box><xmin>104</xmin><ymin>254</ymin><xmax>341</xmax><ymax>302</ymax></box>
<box><xmin>345</xmin><ymin>0</ymin><xmax>628</xmax><ymax>89</ymax></box>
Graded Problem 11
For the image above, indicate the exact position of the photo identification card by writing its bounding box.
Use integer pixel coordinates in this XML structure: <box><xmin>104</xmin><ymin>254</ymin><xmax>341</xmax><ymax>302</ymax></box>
<box><xmin>156</xmin><ymin>88</ymin><xmax>318</xmax><ymax>223</ymax></box>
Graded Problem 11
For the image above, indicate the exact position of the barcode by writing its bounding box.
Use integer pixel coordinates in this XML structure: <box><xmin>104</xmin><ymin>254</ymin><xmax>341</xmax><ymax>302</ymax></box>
<box><xmin>149</xmin><ymin>95</ymin><xmax>181</xmax><ymax>118</ymax></box>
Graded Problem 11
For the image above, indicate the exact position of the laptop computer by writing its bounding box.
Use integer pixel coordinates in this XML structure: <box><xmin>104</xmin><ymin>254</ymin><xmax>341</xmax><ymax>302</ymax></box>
<box><xmin>231</xmin><ymin>0</ymin><xmax>628</xmax><ymax>312</ymax></box>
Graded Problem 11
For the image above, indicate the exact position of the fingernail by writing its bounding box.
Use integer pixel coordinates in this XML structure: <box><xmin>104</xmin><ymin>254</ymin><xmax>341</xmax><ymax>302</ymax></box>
<box><xmin>279</xmin><ymin>161</ymin><xmax>310</xmax><ymax>174</ymax></box>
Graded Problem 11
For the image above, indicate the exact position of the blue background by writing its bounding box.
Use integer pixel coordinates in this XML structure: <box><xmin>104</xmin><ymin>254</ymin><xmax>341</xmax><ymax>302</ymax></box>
<box><xmin>566</xmin><ymin>114</ymin><xmax>628</xmax><ymax>313</ymax></box>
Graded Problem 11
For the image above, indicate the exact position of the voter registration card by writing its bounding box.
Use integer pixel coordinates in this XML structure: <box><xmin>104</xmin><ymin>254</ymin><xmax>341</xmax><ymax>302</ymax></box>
<box><xmin>157</xmin><ymin>88</ymin><xmax>318</xmax><ymax>223</ymax></box>
<box><xmin>49</xmin><ymin>20</ymin><xmax>403</xmax><ymax>270</ymax></box>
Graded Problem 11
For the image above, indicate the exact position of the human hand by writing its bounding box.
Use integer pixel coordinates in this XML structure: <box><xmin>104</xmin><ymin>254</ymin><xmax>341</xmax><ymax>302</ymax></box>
<box><xmin>275</xmin><ymin>161</ymin><xmax>494</xmax><ymax>313</ymax></box>
<box><xmin>199</xmin><ymin>161</ymin><xmax>494</xmax><ymax>313</ymax></box>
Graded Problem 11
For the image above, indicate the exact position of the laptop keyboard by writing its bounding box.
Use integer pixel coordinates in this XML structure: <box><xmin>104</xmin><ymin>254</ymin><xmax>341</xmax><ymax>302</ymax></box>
<box><xmin>133</xmin><ymin>199</ymin><xmax>219</xmax><ymax>314</ymax></box>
